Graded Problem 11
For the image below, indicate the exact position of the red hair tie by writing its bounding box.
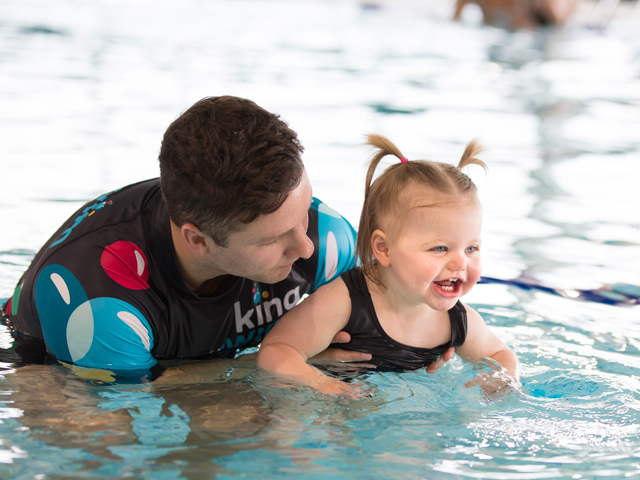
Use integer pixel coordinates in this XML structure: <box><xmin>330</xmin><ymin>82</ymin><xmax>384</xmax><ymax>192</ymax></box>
<box><xmin>400</xmin><ymin>157</ymin><xmax>409</xmax><ymax>164</ymax></box>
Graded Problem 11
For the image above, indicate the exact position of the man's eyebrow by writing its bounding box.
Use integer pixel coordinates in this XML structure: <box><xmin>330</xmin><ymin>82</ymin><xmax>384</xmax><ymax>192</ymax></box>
<box><xmin>257</xmin><ymin>225</ymin><xmax>294</xmax><ymax>243</ymax></box>
<box><xmin>257</xmin><ymin>192</ymin><xmax>313</xmax><ymax>243</ymax></box>
<box><xmin>257</xmin><ymin>232</ymin><xmax>282</xmax><ymax>243</ymax></box>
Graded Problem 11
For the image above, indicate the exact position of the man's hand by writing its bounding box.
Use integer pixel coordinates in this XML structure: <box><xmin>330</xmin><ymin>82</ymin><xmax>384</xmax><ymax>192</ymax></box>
<box><xmin>308</xmin><ymin>331</ymin><xmax>372</xmax><ymax>363</ymax></box>
<box><xmin>425</xmin><ymin>347</ymin><xmax>455</xmax><ymax>374</ymax></box>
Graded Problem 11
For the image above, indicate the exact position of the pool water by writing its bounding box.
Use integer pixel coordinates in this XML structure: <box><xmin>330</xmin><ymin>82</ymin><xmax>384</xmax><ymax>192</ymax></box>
<box><xmin>1</xmin><ymin>0</ymin><xmax>640</xmax><ymax>478</ymax></box>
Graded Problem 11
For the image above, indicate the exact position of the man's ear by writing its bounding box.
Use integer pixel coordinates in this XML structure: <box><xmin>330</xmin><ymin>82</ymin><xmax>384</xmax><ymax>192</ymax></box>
<box><xmin>180</xmin><ymin>223</ymin><xmax>211</xmax><ymax>257</ymax></box>
<box><xmin>371</xmin><ymin>229</ymin><xmax>391</xmax><ymax>267</ymax></box>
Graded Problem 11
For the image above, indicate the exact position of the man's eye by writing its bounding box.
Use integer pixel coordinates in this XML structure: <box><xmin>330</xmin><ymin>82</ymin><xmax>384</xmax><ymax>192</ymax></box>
<box><xmin>261</xmin><ymin>237</ymin><xmax>280</xmax><ymax>246</ymax></box>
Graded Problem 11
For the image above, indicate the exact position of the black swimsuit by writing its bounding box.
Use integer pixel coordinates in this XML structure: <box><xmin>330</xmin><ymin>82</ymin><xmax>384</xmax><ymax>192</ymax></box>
<box><xmin>331</xmin><ymin>268</ymin><xmax>468</xmax><ymax>371</ymax></box>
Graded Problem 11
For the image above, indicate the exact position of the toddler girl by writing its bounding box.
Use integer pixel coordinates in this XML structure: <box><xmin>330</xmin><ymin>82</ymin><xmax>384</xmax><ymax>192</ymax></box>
<box><xmin>257</xmin><ymin>134</ymin><xmax>520</xmax><ymax>396</ymax></box>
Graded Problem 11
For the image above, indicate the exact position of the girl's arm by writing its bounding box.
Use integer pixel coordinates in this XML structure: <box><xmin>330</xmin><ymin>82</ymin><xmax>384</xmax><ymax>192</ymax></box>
<box><xmin>256</xmin><ymin>277</ymin><xmax>358</xmax><ymax>396</ymax></box>
<box><xmin>456</xmin><ymin>305</ymin><xmax>521</xmax><ymax>385</ymax></box>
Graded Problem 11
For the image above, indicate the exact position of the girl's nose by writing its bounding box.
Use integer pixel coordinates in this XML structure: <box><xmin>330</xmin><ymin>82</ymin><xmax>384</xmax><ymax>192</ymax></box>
<box><xmin>447</xmin><ymin>253</ymin><xmax>466</xmax><ymax>271</ymax></box>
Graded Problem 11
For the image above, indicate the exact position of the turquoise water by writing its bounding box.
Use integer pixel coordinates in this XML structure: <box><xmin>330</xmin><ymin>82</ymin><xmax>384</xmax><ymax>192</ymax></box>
<box><xmin>1</xmin><ymin>0</ymin><xmax>640</xmax><ymax>478</ymax></box>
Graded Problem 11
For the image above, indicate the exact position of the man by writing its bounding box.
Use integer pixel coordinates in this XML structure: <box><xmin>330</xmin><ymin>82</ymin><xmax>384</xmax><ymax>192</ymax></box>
<box><xmin>2</xmin><ymin>96</ymin><xmax>450</xmax><ymax>382</ymax></box>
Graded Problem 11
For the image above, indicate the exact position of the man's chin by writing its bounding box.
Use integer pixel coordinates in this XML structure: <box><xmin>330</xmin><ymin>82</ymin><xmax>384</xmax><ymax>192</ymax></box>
<box><xmin>256</xmin><ymin>265</ymin><xmax>293</xmax><ymax>285</ymax></box>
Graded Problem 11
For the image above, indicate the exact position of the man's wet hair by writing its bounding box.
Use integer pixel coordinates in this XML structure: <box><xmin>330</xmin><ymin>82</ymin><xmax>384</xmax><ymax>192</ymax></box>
<box><xmin>159</xmin><ymin>96</ymin><xmax>305</xmax><ymax>247</ymax></box>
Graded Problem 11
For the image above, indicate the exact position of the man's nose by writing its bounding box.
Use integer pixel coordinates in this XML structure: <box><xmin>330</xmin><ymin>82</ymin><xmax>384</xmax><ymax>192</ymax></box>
<box><xmin>286</xmin><ymin>223</ymin><xmax>314</xmax><ymax>260</ymax></box>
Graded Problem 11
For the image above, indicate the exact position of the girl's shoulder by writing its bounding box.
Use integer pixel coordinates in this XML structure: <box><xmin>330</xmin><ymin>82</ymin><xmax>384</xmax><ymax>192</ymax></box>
<box><xmin>306</xmin><ymin>275</ymin><xmax>353</xmax><ymax>317</ymax></box>
<box><xmin>460</xmin><ymin>302</ymin><xmax>483</xmax><ymax>322</ymax></box>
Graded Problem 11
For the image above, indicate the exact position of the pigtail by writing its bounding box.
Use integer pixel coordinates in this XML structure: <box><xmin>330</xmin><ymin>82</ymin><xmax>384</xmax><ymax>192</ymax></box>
<box><xmin>363</xmin><ymin>134</ymin><xmax>405</xmax><ymax>198</ymax></box>
<box><xmin>356</xmin><ymin>134</ymin><xmax>407</xmax><ymax>285</ymax></box>
<box><xmin>457</xmin><ymin>139</ymin><xmax>488</xmax><ymax>172</ymax></box>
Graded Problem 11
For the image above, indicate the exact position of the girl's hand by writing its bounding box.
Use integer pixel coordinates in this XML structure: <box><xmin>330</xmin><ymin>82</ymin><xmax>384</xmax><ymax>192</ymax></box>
<box><xmin>465</xmin><ymin>372</ymin><xmax>515</xmax><ymax>397</ymax></box>
<box><xmin>465</xmin><ymin>358</ymin><xmax>521</xmax><ymax>397</ymax></box>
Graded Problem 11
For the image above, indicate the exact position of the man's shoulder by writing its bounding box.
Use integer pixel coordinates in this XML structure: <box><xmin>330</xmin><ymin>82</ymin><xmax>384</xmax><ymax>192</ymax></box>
<box><xmin>6</xmin><ymin>179</ymin><xmax>170</xmax><ymax>363</ymax></box>
<box><xmin>45</xmin><ymin>178</ymin><xmax>162</xmax><ymax>250</ymax></box>
<box><xmin>303</xmin><ymin>197</ymin><xmax>357</xmax><ymax>290</ymax></box>
<box><xmin>17</xmin><ymin>177</ymin><xmax>169</xmax><ymax>318</ymax></box>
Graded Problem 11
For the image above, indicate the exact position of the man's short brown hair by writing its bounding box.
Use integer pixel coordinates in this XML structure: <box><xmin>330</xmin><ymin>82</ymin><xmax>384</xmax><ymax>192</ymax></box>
<box><xmin>159</xmin><ymin>96</ymin><xmax>305</xmax><ymax>247</ymax></box>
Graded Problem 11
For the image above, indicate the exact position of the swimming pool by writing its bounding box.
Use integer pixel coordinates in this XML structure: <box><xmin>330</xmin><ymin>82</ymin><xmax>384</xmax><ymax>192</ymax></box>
<box><xmin>1</xmin><ymin>0</ymin><xmax>639</xmax><ymax>477</ymax></box>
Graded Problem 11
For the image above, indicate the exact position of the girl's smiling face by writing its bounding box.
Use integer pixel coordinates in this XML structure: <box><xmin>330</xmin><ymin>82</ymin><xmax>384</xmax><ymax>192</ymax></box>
<box><xmin>378</xmin><ymin>192</ymin><xmax>483</xmax><ymax>311</ymax></box>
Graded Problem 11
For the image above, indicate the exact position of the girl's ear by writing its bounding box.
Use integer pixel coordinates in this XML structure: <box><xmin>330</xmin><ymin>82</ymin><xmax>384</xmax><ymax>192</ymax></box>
<box><xmin>181</xmin><ymin>223</ymin><xmax>210</xmax><ymax>257</ymax></box>
<box><xmin>371</xmin><ymin>229</ymin><xmax>391</xmax><ymax>266</ymax></box>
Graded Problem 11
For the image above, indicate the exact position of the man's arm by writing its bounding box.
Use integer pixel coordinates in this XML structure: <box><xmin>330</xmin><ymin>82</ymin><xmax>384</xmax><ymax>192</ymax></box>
<box><xmin>29</xmin><ymin>261</ymin><xmax>158</xmax><ymax>377</ymax></box>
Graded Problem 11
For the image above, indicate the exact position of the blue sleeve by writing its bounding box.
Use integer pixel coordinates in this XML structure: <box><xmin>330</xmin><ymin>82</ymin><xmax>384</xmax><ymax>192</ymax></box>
<box><xmin>310</xmin><ymin>197</ymin><xmax>357</xmax><ymax>290</ymax></box>
<box><xmin>34</xmin><ymin>263</ymin><xmax>157</xmax><ymax>373</ymax></box>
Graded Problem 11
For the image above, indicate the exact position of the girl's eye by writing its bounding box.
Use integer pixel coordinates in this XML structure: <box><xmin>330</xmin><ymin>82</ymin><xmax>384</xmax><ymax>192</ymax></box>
<box><xmin>431</xmin><ymin>246</ymin><xmax>448</xmax><ymax>253</ymax></box>
<box><xmin>466</xmin><ymin>245</ymin><xmax>479</xmax><ymax>254</ymax></box>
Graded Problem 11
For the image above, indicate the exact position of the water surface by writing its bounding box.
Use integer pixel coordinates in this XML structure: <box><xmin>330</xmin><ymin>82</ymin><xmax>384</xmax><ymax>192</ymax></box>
<box><xmin>1</xmin><ymin>0</ymin><xmax>639</xmax><ymax>478</ymax></box>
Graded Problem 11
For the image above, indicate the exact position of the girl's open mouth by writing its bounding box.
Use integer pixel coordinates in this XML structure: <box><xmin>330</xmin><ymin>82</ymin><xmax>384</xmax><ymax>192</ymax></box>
<box><xmin>433</xmin><ymin>278</ymin><xmax>462</xmax><ymax>296</ymax></box>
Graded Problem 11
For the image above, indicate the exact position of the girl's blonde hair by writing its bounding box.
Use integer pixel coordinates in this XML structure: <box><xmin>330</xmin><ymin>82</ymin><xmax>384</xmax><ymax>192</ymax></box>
<box><xmin>357</xmin><ymin>134</ymin><xmax>487</xmax><ymax>286</ymax></box>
